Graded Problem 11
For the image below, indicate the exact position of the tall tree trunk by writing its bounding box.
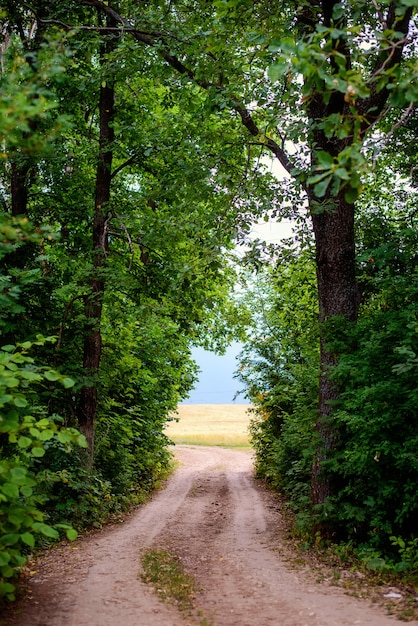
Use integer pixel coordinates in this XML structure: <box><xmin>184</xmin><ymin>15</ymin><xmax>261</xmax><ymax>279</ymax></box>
<box><xmin>10</xmin><ymin>159</ymin><xmax>30</xmax><ymax>216</ymax></box>
<box><xmin>77</xmin><ymin>45</ymin><xmax>115</xmax><ymax>465</ymax></box>
<box><xmin>309</xmin><ymin>190</ymin><xmax>361</xmax><ymax>504</ymax></box>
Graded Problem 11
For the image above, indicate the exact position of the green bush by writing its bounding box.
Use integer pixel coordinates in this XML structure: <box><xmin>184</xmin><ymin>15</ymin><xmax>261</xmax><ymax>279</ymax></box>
<box><xmin>0</xmin><ymin>341</ymin><xmax>85</xmax><ymax>599</ymax></box>
<box><xmin>237</xmin><ymin>253</ymin><xmax>319</xmax><ymax>512</ymax></box>
<box><xmin>320</xmin><ymin>272</ymin><xmax>418</xmax><ymax>547</ymax></box>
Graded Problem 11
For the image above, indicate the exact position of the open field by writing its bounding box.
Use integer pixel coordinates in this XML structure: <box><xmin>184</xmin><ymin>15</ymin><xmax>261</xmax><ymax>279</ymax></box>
<box><xmin>165</xmin><ymin>404</ymin><xmax>253</xmax><ymax>447</ymax></box>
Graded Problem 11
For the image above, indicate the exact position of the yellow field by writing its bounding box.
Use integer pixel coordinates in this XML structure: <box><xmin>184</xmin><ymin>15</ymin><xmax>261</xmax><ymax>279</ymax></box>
<box><xmin>165</xmin><ymin>404</ymin><xmax>253</xmax><ymax>447</ymax></box>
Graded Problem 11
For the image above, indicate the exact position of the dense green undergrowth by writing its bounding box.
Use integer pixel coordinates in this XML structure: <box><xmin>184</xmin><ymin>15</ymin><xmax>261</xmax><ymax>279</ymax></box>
<box><xmin>238</xmin><ymin>217</ymin><xmax>418</xmax><ymax>582</ymax></box>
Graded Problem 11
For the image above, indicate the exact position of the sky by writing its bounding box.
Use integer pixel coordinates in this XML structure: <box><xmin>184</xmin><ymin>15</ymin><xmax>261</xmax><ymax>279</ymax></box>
<box><xmin>183</xmin><ymin>342</ymin><xmax>247</xmax><ymax>404</ymax></box>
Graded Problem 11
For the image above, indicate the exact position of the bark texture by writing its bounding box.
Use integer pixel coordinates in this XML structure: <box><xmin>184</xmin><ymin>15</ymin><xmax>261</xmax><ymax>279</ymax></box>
<box><xmin>310</xmin><ymin>191</ymin><xmax>360</xmax><ymax>504</ymax></box>
<box><xmin>77</xmin><ymin>41</ymin><xmax>114</xmax><ymax>464</ymax></box>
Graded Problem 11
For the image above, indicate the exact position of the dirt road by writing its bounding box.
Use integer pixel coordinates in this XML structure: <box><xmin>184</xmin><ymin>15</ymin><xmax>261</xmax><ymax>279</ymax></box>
<box><xmin>5</xmin><ymin>446</ymin><xmax>415</xmax><ymax>625</ymax></box>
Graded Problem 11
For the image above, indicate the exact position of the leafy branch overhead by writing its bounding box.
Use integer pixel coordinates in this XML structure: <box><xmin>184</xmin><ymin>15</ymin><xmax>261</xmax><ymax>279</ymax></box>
<box><xmin>36</xmin><ymin>0</ymin><xmax>416</xmax><ymax>199</ymax></box>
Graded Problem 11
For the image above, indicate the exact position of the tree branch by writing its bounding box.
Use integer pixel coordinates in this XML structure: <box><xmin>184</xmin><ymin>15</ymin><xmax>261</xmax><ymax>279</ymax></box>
<box><xmin>111</xmin><ymin>155</ymin><xmax>137</xmax><ymax>179</ymax></box>
<box><xmin>74</xmin><ymin>1</ymin><xmax>295</xmax><ymax>178</ymax></box>
<box><xmin>359</xmin><ymin>3</ymin><xmax>413</xmax><ymax>129</ymax></box>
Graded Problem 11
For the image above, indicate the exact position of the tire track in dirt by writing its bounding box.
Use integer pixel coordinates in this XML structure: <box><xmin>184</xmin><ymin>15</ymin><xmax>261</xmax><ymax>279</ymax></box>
<box><xmin>3</xmin><ymin>446</ymin><xmax>416</xmax><ymax>626</ymax></box>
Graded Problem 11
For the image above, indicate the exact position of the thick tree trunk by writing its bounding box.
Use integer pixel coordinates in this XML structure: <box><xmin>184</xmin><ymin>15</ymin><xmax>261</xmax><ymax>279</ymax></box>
<box><xmin>310</xmin><ymin>190</ymin><xmax>361</xmax><ymax>504</ymax></box>
<box><xmin>77</xmin><ymin>65</ymin><xmax>114</xmax><ymax>465</ymax></box>
<box><xmin>11</xmin><ymin>159</ymin><xmax>30</xmax><ymax>216</ymax></box>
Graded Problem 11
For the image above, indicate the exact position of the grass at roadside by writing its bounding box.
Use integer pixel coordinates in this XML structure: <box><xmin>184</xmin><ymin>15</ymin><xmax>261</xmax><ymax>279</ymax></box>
<box><xmin>140</xmin><ymin>548</ymin><xmax>213</xmax><ymax>625</ymax></box>
<box><xmin>165</xmin><ymin>404</ymin><xmax>253</xmax><ymax>447</ymax></box>
<box><xmin>140</xmin><ymin>548</ymin><xmax>199</xmax><ymax>612</ymax></box>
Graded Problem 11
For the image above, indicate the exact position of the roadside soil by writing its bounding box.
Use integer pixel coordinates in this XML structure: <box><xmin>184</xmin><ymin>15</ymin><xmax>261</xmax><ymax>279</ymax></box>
<box><xmin>3</xmin><ymin>446</ymin><xmax>418</xmax><ymax>626</ymax></box>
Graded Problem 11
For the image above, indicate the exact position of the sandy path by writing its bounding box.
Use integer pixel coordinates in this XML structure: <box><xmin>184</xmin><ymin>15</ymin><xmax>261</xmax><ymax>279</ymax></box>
<box><xmin>4</xmin><ymin>446</ymin><xmax>415</xmax><ymax>626</ymax></box>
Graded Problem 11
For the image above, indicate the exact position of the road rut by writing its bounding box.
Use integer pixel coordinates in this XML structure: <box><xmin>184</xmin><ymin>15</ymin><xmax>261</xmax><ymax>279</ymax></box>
<box><xmin>4</xmin><ymin>446</ymin><xmax>414</xmax><ymax>626</ymax></box>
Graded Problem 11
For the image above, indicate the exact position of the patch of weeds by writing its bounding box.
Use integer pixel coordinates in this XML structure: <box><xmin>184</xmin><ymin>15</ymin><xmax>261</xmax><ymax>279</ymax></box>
<box><xmin>140</xmin><ymin>548</ymin><xmax>199</xmax><ymax>612</ymax></box>
<box><xmin>197</xmin><ymin>610</ymin><xmax>213</xmax><ymax>626</ymax></box>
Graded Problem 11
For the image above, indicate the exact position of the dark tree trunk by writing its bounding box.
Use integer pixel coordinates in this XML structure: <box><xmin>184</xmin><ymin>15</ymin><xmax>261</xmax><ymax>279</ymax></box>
<box><xmin>77</xmin><ymin>45</ymin><xmax>115</xmax><ymax>465</ymax></box>
<box><xmin>309</xmin><ymin>190</ymin><xmax>361</xmax><ymax>504</ymax></box>
<box><xmin>11</xmin><ymin>159</ymin><xmax>30</xmax><ymax>216</ymax></box>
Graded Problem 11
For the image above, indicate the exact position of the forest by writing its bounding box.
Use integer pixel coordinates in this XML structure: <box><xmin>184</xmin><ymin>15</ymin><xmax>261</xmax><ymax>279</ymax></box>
<box><xmin>0</xmin><ymin>0</ymin><xmax>417</xmax><ymax>600</ymax></box>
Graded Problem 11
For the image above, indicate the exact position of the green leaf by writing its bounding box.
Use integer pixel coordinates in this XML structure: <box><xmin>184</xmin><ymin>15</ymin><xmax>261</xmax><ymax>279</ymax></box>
<box><xmin>57</xmin><ymin>431</ymin><xmax>72</xmax><ymax>444</ymax></box>
<box><xmin>367</xmin><ymin>557</ymin><xmax>387</xmax><ymax>571</ymax></box>
<box><xmin>4</xmin><ymin>377</ymin><xmax>19</xmax><ymax>388</ymax></box>
<box><xmin>8</xmin><ymin>513</ymin><xmax>23</xmax><ymax>527</ymax></box>
<box><xmin>62</xmin><ymin>377</ymin><xmax>74</xmax><ymax>389</ymax></box>
<box><xmin>55</xmin><ymin>524</ymin><xmax>78</xmax><ymax>541</ymax></box>
<box><xmin>314</xmin><ymin>176</ymin><xmax>332</xmax><ymax>197</ymax></box>
<box><xmin>31</xmin><ymin>446</ymin><xmax>46</xmax><ymax>458</ymax></box>
<box><xmin>0</xmin><ymin>533</ymin><xmax>20</xmax><ymax>546</ymax></box>
<box><xmin>13</xmin><ymin>396</ymin><xmax>28</xmax><ymax>408</ymax></box>
<box><xmin>1</xmin><ymin>483</ymin><xmax>19</xmax><ymax>499</ymax></box>
<box><xmin>0</xmin><ymin>564</ymin><xmax>14</xmax><ymax>580</ymax></box>
<box><xmin>32</xmin><ymin>523</ymin><xmax>59</xmax><ymax>539</ymax></box>
<box><xmin>39</xmin><ymin>428</ymin><xmax>55</xmax><ymax>441</ymax></box>
<box><xmin>21</xmin><ymin>532</ymin><xmax>35</xmax><ymax>548</ymax></box>
<box><xmin>20</xmin><ymin>370</ymin><xmax>42</xmax><ymax>382</ymax></box>
<box><xmin>17</xmin><ymin>436</ymin><xmax>32</xmax><ymax>448</ymax></box>
<box><xmin>0</xmin><ymin>581</ymin><xmax>16</xmax><ymax>596</ymax></box>
<box><xmin>0</xmin><ymin>394</ymin><xmax>13</xmax><ymax>406</ymax></box>
<box><xmin>268</xmin><ymin>62</ymin><xmax>289</xmax><ymax>82</ymax></box>
<box><xmin>316</xmin><ymin>150</ymin><xmax>334</xmax><ymax>168</ymax></box>
<box><xmin>77</xmin><ymin>434</ymin><xmax>88</xmax><ymax>448</ymax></box>
<box><xmin>65</xmin><ymin>528</ymin><xmax>78</xmax><ymax>541</ymax></box>
<box><xmin>19</xmin><ymin>341</ymin><xmax>32</xmax><ymax>350</ymax></box>
<box><xmin>44</xmin><ymin>370</ymin><xmax>60</xmax><ymax>381</ymax></box>
<box><xmin>344</xmin><ymin>185</ymin><xmax>359</xmax><ymax>203</ymax></box>
<box><xmin>10</xmin><ymin>467</ymin><xmax>27</xmax><ymax>481</ymax></box>
<box><xmin>36</xmin><ymin>418</ymin><xmax>51</xmax><ymax>427</ymax></box>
